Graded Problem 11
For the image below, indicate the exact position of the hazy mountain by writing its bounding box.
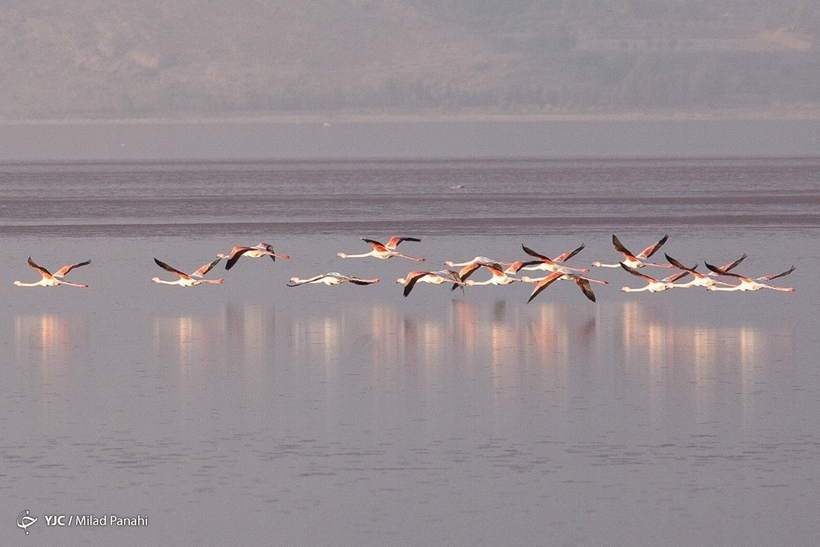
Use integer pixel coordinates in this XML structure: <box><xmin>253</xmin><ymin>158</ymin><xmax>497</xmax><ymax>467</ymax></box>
<box><xmin>0</xmin><ymin>0</ymin><xmax>818</xmax><ymax>120</ymax></box>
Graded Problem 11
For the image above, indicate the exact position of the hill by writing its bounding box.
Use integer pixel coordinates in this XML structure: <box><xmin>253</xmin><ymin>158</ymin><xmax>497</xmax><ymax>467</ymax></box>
<box><xmin>0</xmin><ymin>0</ymin><xmax>818</xmax><ymax>120</ymax></box>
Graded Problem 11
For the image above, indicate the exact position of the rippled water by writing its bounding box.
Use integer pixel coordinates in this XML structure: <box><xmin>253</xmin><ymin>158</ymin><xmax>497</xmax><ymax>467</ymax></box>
<box><xmin>1</xmin><ymin>158</ymin><xmax>819</xmax><ymax>546</ymax></box>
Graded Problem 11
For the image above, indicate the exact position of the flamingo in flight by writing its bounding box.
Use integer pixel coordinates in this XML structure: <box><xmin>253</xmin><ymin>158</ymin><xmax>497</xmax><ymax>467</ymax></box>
<box><xmin>592</xmin><ymin>234</ymin><xmax>673</xmax><ymax>269</ymax></box>
<box><xmin>397</xmin><ymin>269</ymin><xmax>463</xmax><ymax>297</ymax></box>
<box><xmin>461</xmin><ymin>263</ymin><xmax>520</xmax><ymax>287</ymax></box>
<box><xmin>664</xmin><ymin>253</ymin><xmax>741</xmax><ymax>289</ymax></box>
<box><xmin>620</xmin><ymin>263</ymin><xmax>690</xmax><ymax>292</ymax></box>
<box><xmin>520</xmin><ymin>271</ymin><xmax>607</xmax><ymax>303</ymax></box>
<box><xmin>704</xmin><ymin>262</ymin><xmax>795</xmax><ymax>292</ymax></box>
<box><xmin>219</xmin><ymin>243</ymin><xmax>290</xmax><ymax>271</ymax></box>
<box><xmin>444</xmin><ymin>256</ymin><xmax>515</xmax><ymax>268</ymax></box>
<box><xmin>337</xmin><ymin>238</ymin><xmax>424</xmax><ymax>261</ymax></box>
<box><xmin>506</xmin><ymin>243</ymin><xmax>589</xmax><ymax>274</ymax></box>
<box><xmin>152</xmin><ymin>257</ymin><xmax>224</xmax><ymax>287</ymax></box>
<box><xmin>13</xmin><ymin>258</ymin><xmax>90</xmax><ymax>288</ymax></box>
<box><xmin>287</xmin><ymin>272</ymin><xmax>379</xmax><ymax>287</ymax></box>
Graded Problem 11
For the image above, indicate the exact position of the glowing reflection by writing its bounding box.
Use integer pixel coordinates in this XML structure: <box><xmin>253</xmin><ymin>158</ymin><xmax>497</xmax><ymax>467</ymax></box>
<box><xmin>15</xmin><ymin>314</ymin><xmax>87</xmax><ymax>371</ymax></box>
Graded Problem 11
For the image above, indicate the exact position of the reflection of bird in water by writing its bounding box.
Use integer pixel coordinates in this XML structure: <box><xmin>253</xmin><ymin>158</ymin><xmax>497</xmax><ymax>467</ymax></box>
<box><xmin>619</xmin><ymin>263</ymin><xmax>689</xmax><ymax>293</ymax></box>
<box><xmin>287</xmin><ymin>272</ymin><xmax>379</xmax><ymax>287</ymax></box>
<box><xmin>521</xmin><ymin>271</ymin><xmax>607</xmax><ymax>303</ymax></box>
<box><xmin>664</xmin><ymin>253</ymin><xmax>740</xmax><ymax>289</ymax></box>
<box><xmin>218</xmin><ymin>242</ymin><xmax>290</xmax><ymax>270</ymax></box>
<box><xmin>151</xmin><ymin>257</ymin><xmax>224</xmax><ymax>287</ymax></box>
<box><xmin>705</xmin><ymin>262</ymin><xmax>795</xmax><ymax>292</ymax></box>
<box><xmin>592</xmin><ymin>234</ymin><xmax>673</xmax><ymax>269</ymax></box>
<box><xmin>13</xmin><ymin>257</ymin><xmax>90</xmax><ymax>288</ymax></box>
<box><xmin>397</xmin><ymin>269</ymin><xmax>463</xmax><ymax>297</ymax></box>
<box><xmin>338</xmin><ymin>237</ymin><xmax>424</xmax><ymax>261</ymax></box>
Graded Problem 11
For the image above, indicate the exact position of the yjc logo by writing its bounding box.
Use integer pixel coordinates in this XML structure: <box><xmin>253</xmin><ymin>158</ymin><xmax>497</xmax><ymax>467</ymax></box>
<box><xmin>17</xmin><ymin>510</ymin><xmax>37</xmax><ymax>535</ymax></box>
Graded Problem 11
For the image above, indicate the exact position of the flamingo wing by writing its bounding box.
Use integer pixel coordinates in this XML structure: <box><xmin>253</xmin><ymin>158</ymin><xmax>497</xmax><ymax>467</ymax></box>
<box><xmin>526</xmin><ymin>272</ymin><xmax>562</xmax><ymax>303</ymax></box>
<box><xmin>611</xmin><ymin>234</ymin><xmax>636</xmax><ymax>259</ymax></box>
<box><xmin>664</xmin><ymin>253</ymin><xmax>695</xmax><ymax>272</ymax></box>
<box><xmin>385</xmin><ymin>236</ymin><xmax>421</xmax><ymax>249</ymax></box>
<box><xmin>553</xmin><ymin>243</ymin><xmax>585</xmax><ymax>263</ymax></box>
<box><xmin>362</xmin><ymin>238</ymin><xmax>389</xmax><ymax>252</ymax></box>
<box><xmin>53</xmin><ymin>259</ymin><xmax>91</xmax><ymax>277</ymax></box>
<box><xmin>347</xmin><ymin>277</ymin><xmax>379</xmax><ymax>285</ymax></box>
<box><xmin>574</xmin><ymin>277</ymin><xmax>597</xmax><ymax>302</ymax></box>
<box><xmin>522</xmin><ymin>244</ymin><xmax>554</xmax><ymax>264</ymax></box>
<box><xmin>27</xmin><ymin>257</ymin><xmax>54</xmax><ymax>279</ymax></box>
<box><xmin>757</xmin><ymin>266</ymin><xmax>795</xmax><ymax>282</ymax></box>
<box><xmin>192</xmin><ymin>257</ymin><xmax>222</xmax><ymax>278</ymax></box>
<box><xmin>154</xmin><ymin>258</ymin><xmax>191</xmax><ymax>280</ymax></box>
<box><xmin>402</xmin><ymin>271</ymin><xmax>428</xmax><ymax>297</ymax></box>
<box><xmin>620</xmin><ymin>263</ymin><xmax>658</xmax><ymax>283</ymax></box>
<box><xmin>705</xmin><ymin>262</ymin><xmax>749</xmax><ymax>281</ymax></box>
<box><xmin>225</xmin><ymin>247</ymin><xmax>252</xmax><ymax>270</ymax></box>
<box><xmin>637</xmin><ymin>234</ymin><xmax>669</xmax><ymax>259</ymax></box>
<box><xmin>719</xmin><ymin>253</ymin><xmax>747</xmax><ymax>272</ymax></box>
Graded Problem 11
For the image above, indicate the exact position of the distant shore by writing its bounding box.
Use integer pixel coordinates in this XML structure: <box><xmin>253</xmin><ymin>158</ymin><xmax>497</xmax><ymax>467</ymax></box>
<box><xmin>3</xmin><ymin>106</ymin><xmax>820</xmax><ymax>126</ymax></box>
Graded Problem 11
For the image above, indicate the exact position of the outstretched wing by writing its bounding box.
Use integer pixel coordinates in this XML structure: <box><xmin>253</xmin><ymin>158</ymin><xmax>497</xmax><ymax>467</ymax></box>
<box><xmin>347</xmin><ymin>277</ymin><xmax>380</xmax><ymax>285</ymax></box>
<box><xmin>574</xmin><ymin>277</ymin><xmax>596</xmax><ymax>302</ymax></box>
<box><xmin>27</xmin><ymin>257</ymin><xmax>54</xmax><ymax>279</ymax></box>
<box><xmin>522</xmin><ymin>244</ymin><xmax>554</xmax><ymax>264</ymax></box>
<box><xmin>225</xmin><ymin>247</ymin><xmax>252</xmax><ymax>270</ymax></box>
<box><xmin>362</xmin><ymin>238</ymin><xmax>389</xmax><ymax>252</ymax></box>
<box><xmin>192</xmin><ymin>257</ymin><xmax>222</xmax><ymax>278</ymax></box>
<box><xmin>526</xmin><ymin>272</ymin><xmax>562</xmax><ymax>303</ymax></box>
<box><xmin>553</xmin><ymin>243</ymin><xmax>585</xmax><ymax>263</ymax></box>
<box><xmin>54</xmin><ymin>259</ymin><xmax>91</xmax><ymax>278</ymax></box>
<box><xmin>718</xmin><ymin>253</ymin><xmax>747</xmax><ymax>272</ymax></box>
<box><xmin>385</xmin><ymin>236</ymin><xmax>421</xmax><ymax>250</ymax></box>
<box><xmin>637</xmin><ymin>235</ymin><xmax>668</xmax><ymax>259</ymax></box>
<box><xmin>757</xmin><ymin>266</ymin><xmax>795</xmax><ymax>282</ymax></box>
<box><xmin>154</xmin><ymin>258</ymin><xmax>191</xmax><ymax>280</ymax></box>
<box><xmin>664</xmin><ymin>253</ymin><xmax>694</xmax><ymax>272</ymax></box>
<box><xmin>620</xmin><ymin>263</ymin><xmax>658</xmax><ymax>283</ymax></box>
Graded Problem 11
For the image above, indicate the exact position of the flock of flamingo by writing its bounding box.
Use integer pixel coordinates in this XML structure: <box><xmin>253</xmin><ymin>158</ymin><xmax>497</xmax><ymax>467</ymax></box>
<box><xmin>12</xmin><ymin>235</ymin><xmax>796</xmax><ymax>302</ymax></box>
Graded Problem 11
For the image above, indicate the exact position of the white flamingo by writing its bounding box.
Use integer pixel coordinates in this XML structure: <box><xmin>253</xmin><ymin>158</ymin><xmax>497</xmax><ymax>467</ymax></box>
<box><xmin>337</xmin><ymin>238</ymin><xmax>424</xmax><ymax>261</ymax></box>
<box><xmin>462</xmin><ymin>263</ymin><xmax>520</xmax><ymax>287</ymax></box>
<box><xmin>704</xmin><ymin>263</ymin><xmax>795</xmax><ymax>292</ymax></box>
<box><xmin>13</xmin><ymin>258</ymin><xmax>90</xmax><ymax>288</ymax></box>
<box><xmin>664</xmin><ymin>253</ymin><xmax>738</xmax><ymax>289</ymax></box>
<box><xmin>592</xmin><ymin>234</ymin><xmax>673</xmax><ymax>269</ymax></box>
<box><xmin>152</xmin><ymin>257</ymin><xmax>224</xmax><ymax>287</ymax></box>
<box><xmin>397</xmin><ymin>270</ymin><xmax>463</xmax><ymax>297</ymax></box>
<box><xmin>520</xmin><ymin>271</ymin><xmax>607</xmax><ymax>303</ymax></box>
<box><xmin>620</xmin><ymin>263</ymin><xmax>689</xmax><ymax>292</ymax></box>
<box><xmin>219</xmin><ymin>242</ymin><xmax>290</xmax><ymax>271</ymax></box>
<box><xmin>506</xmin><ymin>243</ymin><xmax>588</xmax><ymax>274</ymax></box>
<box><xmin>287</xmin><ymin>272</ymin><xmax>379</xmax><ymax>287</ymax></box>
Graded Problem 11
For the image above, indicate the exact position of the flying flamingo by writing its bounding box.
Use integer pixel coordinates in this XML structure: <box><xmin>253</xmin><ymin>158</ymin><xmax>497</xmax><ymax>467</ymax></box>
<box><xmin>620</xmin><ymin>263</ymin><xmax>689</xmax><ymax>292</ymax></box>
<box><xmin>337</xmin><ymin>238</ymin><xmax>424</xmax><ymax>261</ymax></box>
<box><xmin>592</xmin><ymin>234</ymin><xmax>673</xmax><ymax>269</ymax></box>
<box><xmin>704</xmin><ymin>263</ymin><xmax>795</xmax><ymax>292</ymax></box>
<box><xmin>287</xmin><ymin>272</ymin><xmax>380</xmax><ymax>287</ymax></box>
<box><xmin>461</xmin><ymin>263</ymin><xmax>520</xmax><ymax>287</ymax></box>
<box><xmin>664</xmin><ymin>253</ymin><xmax>739</xmax><ymax>289</ymax></box>
<box><xmin>444</xmin><ymin>256</ymin><xmax>515</xmax><ymax>268</ymax></box>
<box><xmin>13</xmin><ymin>258</ymin><xmax>90</xmax><ymax>288</ymax></box>
<box><xmin>520</xmin><ymin>271</ymin><xmax>607</xmax><ymax>303</ymax></box>
<box><xmin>219</xmin><ymin>242</ymin><xmax>290</xmax><ymax>270</ymax></box>
<box><xmin>152</xmin><ymin>257</ymin><xmax>224</xmax><ymax>287</ymax></box>
<box><xmin>506</xmin><ymin>243</ymin><xmax>589</xmax><ymax>274</ymax></box>
<box><xmin>397</xmin><ymin>269</ymin><xmax>463</xmax><ymax>297</ymax></box>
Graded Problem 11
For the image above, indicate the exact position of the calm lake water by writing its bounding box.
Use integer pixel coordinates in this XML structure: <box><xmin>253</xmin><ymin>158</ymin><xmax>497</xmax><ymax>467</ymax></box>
<box><xmin>1</xmin><ymin>158</ymin><xmax>819</xmax><ymax>546</ymax></box>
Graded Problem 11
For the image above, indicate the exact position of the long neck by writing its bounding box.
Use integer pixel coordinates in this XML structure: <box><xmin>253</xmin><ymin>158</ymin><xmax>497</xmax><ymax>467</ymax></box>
<box><xmin>152</xmin><ymin>278</ymin><xmax>181</xmax><ymax>285</ymax></box>
<box><xmin>14</xmin><ymin>280</ymin><xmax>44</xmax><ymax>287</ymax></box>
<box><xmin>338</xmin><ymin>252</ymin><xmax>373</xmax><ymax>258</ymax></box>
<box><xmin>592</xmin><ymin>262</ymin><xmax>621</xmax><ymax>268</ymax></box>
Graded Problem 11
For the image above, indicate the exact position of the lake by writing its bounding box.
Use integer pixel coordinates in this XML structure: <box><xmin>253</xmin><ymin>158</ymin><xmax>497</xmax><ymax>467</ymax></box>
<box><xmin>1</xmin><ymin>158</ymin><xmax>819</xmax><ymax>546</ymax></box>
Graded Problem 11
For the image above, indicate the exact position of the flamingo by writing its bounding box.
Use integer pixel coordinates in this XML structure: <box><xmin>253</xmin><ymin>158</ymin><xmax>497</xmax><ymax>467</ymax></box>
<box><xmin>506</xmin><ymin>243</ymin><xmax>589</xmax><ymax>274</ymax></box>
<box><xmin>397</xmin><ymin>269</ymin><xmax>463</xmax><ymax>297</ymax></box>
<box><xmin>592</xmin><ymin>234</ymin><xmax>673</xmax><ymax>269</ymax></box>
<box><xmin>620</xmin><ymin>263</ymin><xmax>689</xmax><ymax>292</ymax></box>
<box><xmin>337</xmin><ymin>238</ymin><xmax>424</xmax><ymax>261</ymax></box>
<box><xmin>704</xmin><ymin>263</ymin><xmax>795</xmax><ymax>292</ymax></box>
<box><xmin>462</xmin><ymin>263</ymin><xmax>520</xmax><ymax>287</ymax></box>
<box><xmin>664</xmin><ymin>253</ymin><xmax>739</xmax><ymax>289</ymax></box>
<box><xmin>152</xmin><ymin>257</ymin><xmax>224</xmax><ymax>287</ymax></box>
<box><xmin>287</xmin><ymin>272</ymin><xmax>379</xmax><ymax>287</ymax></box>
<box><xmin>520</xmin><ymin>271</ymin><xmax>607</xmax><ymax>303</ymax></box>
<box><xmin>219</xmin><ymin>242</ymin><xmax>290</xmax><ymax>271</ymax></box>
<box><xmin>444</xmin><ymin>256</ymin><xmax>514</xmax><ymax>268</ymax></box>
<box><xmin>13</xmin><ymin>257</ymin><xmax>90</xmax><ymax>288</ymax></box>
